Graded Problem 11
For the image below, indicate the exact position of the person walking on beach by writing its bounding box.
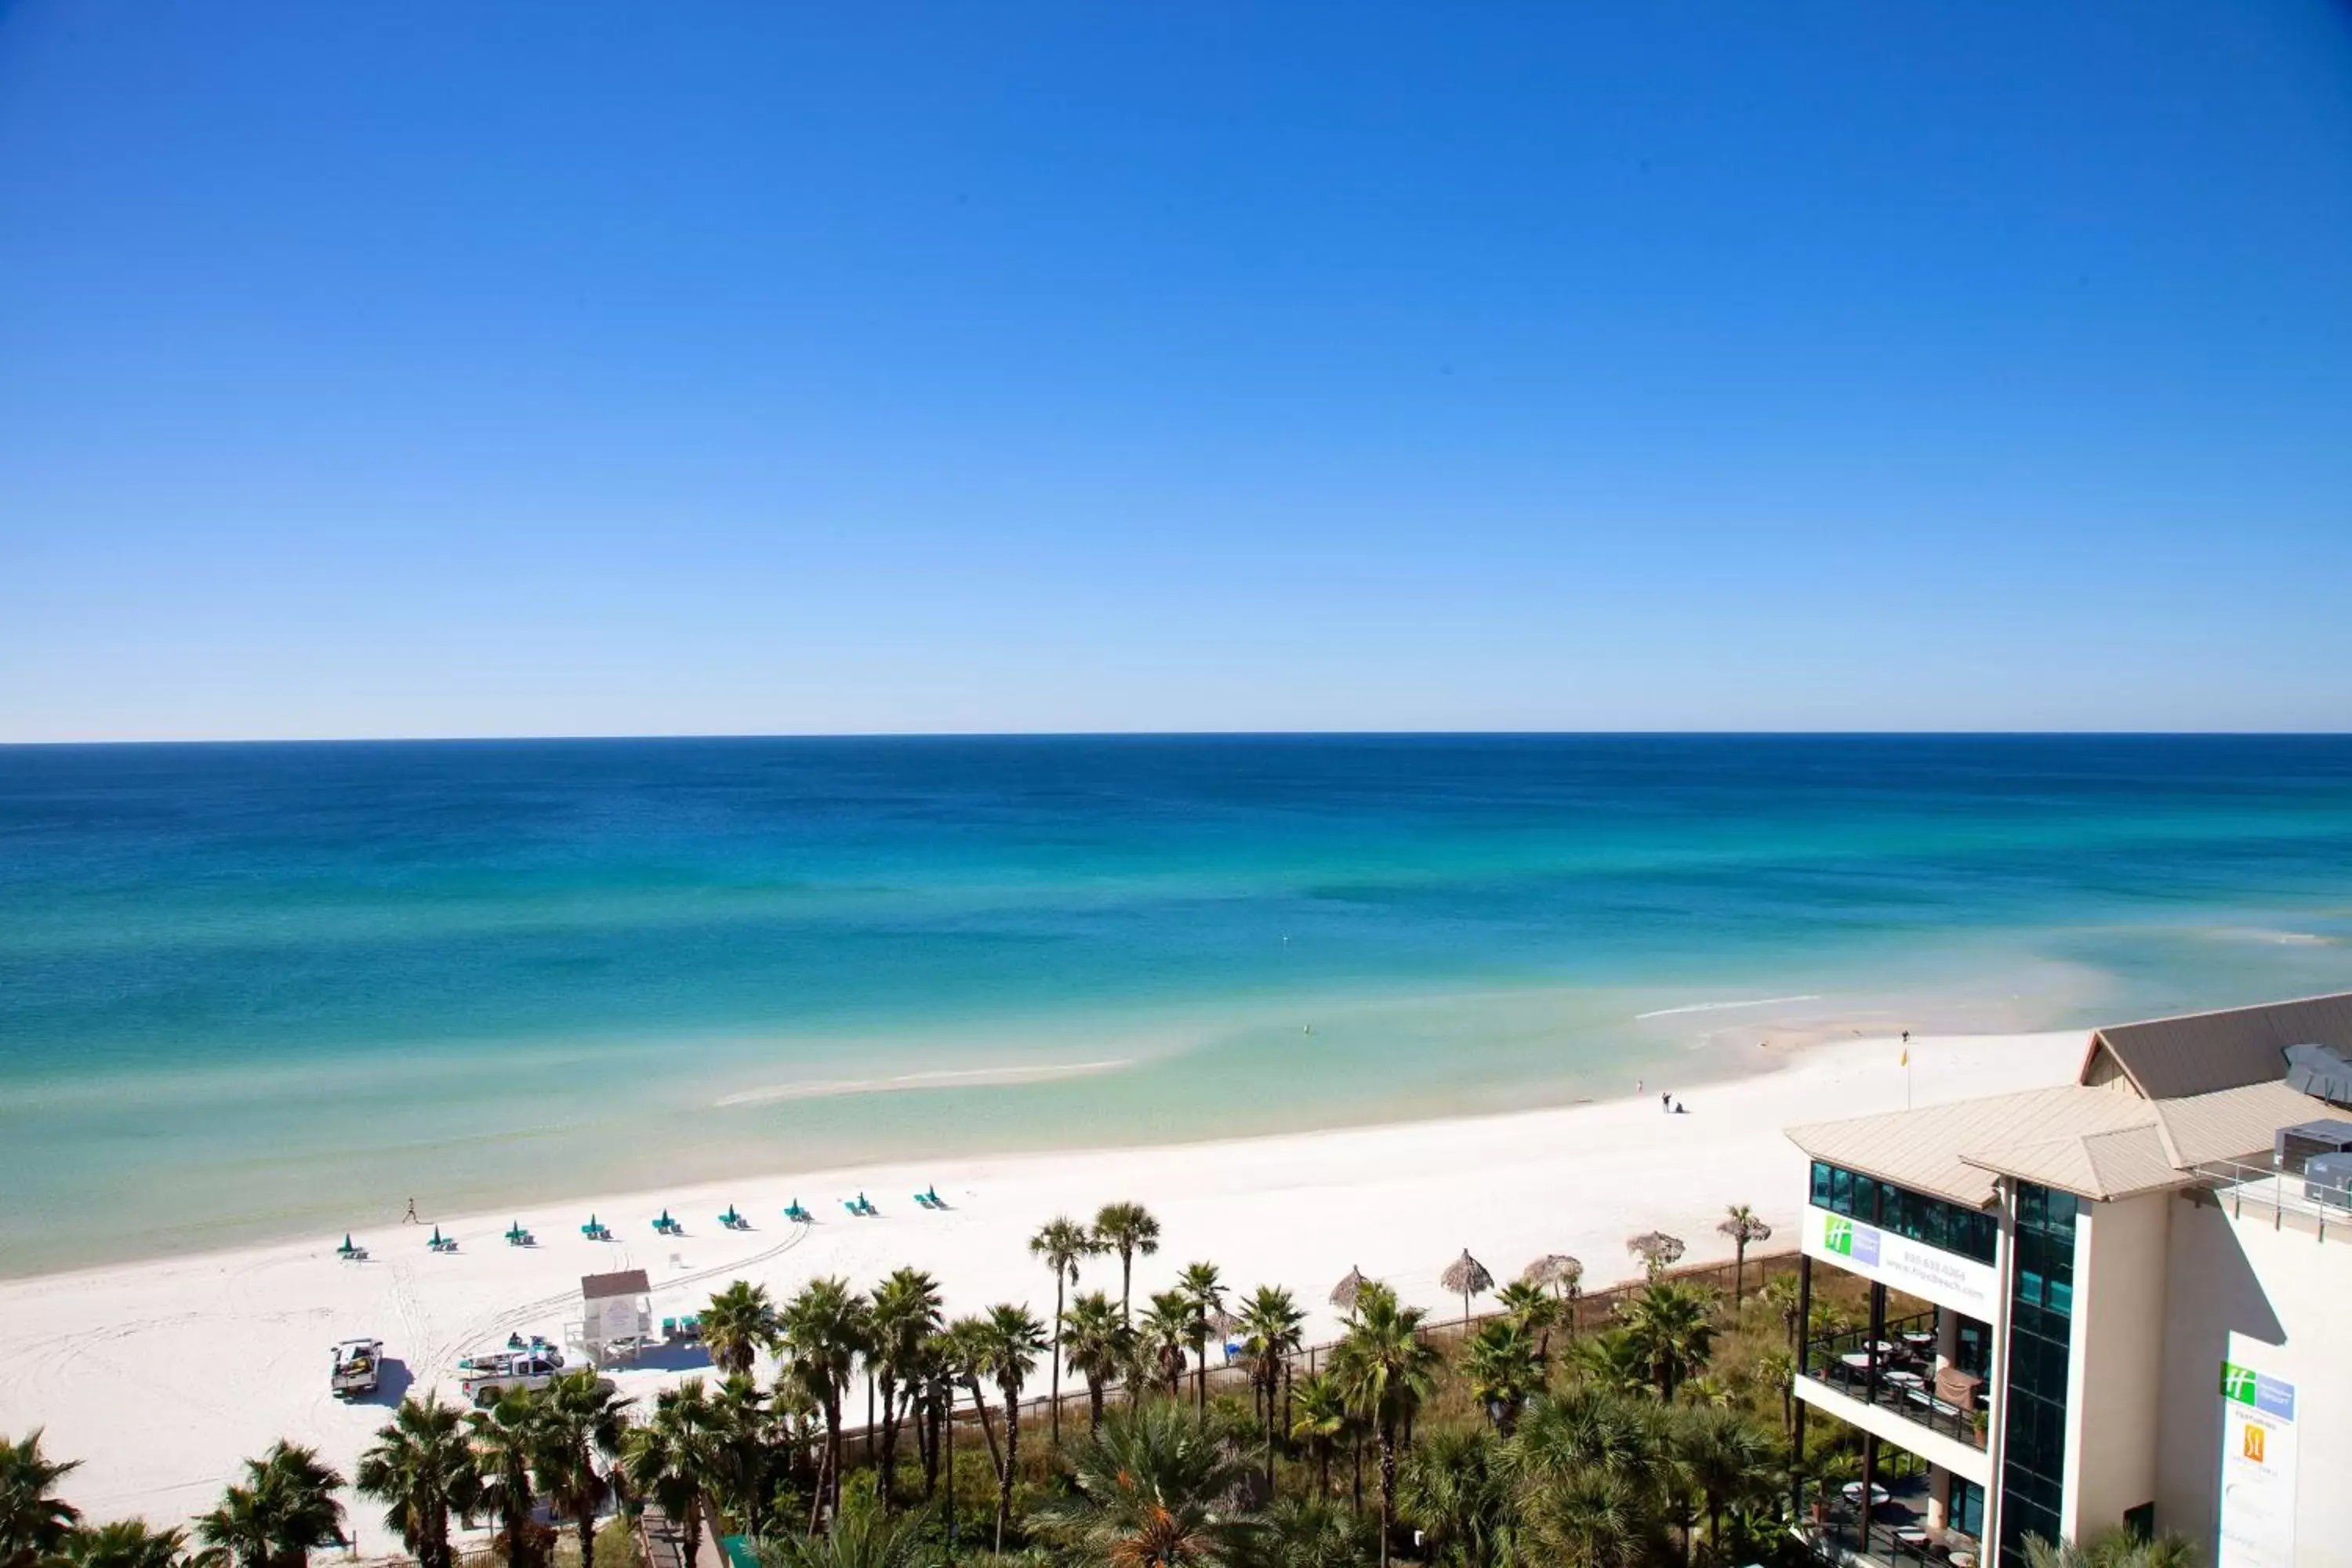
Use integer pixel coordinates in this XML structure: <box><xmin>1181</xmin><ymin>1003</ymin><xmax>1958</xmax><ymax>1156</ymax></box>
<box><xmin>402</xmin><ymin>1197</ymin><xmax>418</xmax><ymax>1225</ymax></box>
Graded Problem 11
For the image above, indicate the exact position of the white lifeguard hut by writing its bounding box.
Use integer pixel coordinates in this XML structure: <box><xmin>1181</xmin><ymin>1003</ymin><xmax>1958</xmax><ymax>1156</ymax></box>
<box><xmin>569</xmin><ymin>1269</ymin><xmax>652</xmax><ymax>1365</ymax></box>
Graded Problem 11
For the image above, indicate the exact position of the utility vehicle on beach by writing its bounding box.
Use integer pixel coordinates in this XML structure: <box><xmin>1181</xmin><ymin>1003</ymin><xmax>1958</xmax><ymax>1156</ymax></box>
<box><xmin>459</xmin><ymin>1350</ymin><xmax>566</xmax><ymax>1406</ymax></box>
<box><xmin>329</xmin><ymin>1338</ymin><xmax>383</xmax><ymax>1399</ymax></box>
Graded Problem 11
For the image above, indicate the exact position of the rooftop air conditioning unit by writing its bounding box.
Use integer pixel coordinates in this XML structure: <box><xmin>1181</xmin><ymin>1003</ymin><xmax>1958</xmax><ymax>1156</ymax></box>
<box><xmin>2303</xmin><ymin>1151</ymin><xmax>2352</xmax><ymax>1210</ymax></box>
<box><xmin>2284</xmin><ymin>1043</ymin><xmax>2352</xmax><ymax>1105</ymax></box>
<box><xmin>2274</xmin><ymin>1118</ymin><xmax>2352</xmax><ymax>1176</ymax></box>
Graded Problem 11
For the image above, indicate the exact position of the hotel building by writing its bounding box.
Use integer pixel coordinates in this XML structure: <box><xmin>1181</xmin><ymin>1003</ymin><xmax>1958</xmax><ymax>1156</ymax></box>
<box><xmin>1783</xmin><ymin>993</ymin><xmax>2352</xmax><ymax>1567</ymax></box>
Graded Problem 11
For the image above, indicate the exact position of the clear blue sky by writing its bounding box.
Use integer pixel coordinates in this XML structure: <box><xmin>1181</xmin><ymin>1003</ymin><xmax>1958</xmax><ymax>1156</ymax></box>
<box><xmin>3</xmin><ymin>3</ymin><xmax>2349</xmax><ymax>739</ymax></box>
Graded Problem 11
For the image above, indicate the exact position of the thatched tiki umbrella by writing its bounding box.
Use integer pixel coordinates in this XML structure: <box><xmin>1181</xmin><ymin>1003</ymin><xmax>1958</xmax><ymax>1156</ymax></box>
<box><xmin>1522</xmin><ymin>1253</ymin><xmax>1584</xmax><ymax>1333</ymax></box>
<box><xmin>1440</xmin><ymin>1250</ymin><xmax>1494</xmax><ymax>1327</ymax></box>
<box><xmin>1330</xmin><ymin>1265</ymin><xmax>1369</xmax><ymax>1313</ymax></box>
<box><xmin>1626</xmin><ymin>1230</ymin><xmax>1686</xmax><ymax>1281</ymax></box>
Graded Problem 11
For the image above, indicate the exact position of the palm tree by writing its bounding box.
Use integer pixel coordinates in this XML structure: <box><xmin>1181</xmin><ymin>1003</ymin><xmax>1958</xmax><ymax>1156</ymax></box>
<box><xmin>532</xmin><ymin>1370</ymin><xmax>630</xmax><ymax>1568</ymax></box>
<box><xmin>1437</xmin><ymin>1251</ymin><xmax>1494</xmax><ymax>1327</ymax></box>
<box><xmin>866</xmin><ymin>1268</ymin><xmax>943</xmax><ymax>1511</ymax></box>
<box><xmin>1260</xmin><ymin>1497</ymin><xmax>1377</xmax><ymax>1568</ymax></box>
<box><xmin>1029</xmin><ymin>1217</ymin><xmax>1099</xmax><ymax>1448</ymax></box>
<box><xmin>621</xmin><ymin>1381</ymin><xmax>722</xmax><ymax>1568</ymax></box>
<box><xmin>1624</xmin><ymin>1232</ymin><xmax>1685</xmax><ymax>1283</ymax></box>
<box><xmin>57</xmin><ymin>1523</ymin><xmax>186</xmax><ymax>1568</ymax></box>
<box><xmin>940</xmin><ymin>1316</ymin><xmax>1006</xmax><ymax>1494</ymax></box>
<box><xmin>470</xmin><ymin>1391</ymin><xmax>547</xmax><ymax>1568</ymax></box>
<box><xmin>1140</xmin><ymin>1290</ymin><xmax>1195</xmax><ymax>1399</ymax></box>
<box><xmin>1176</xmin><ymin>1261</ymin><xmax>1228</xmax><ymax>1416</ymax></box>
<box><xmin>702</xmin><ymin>1281</ymin><xmax>782</xmax><ymax>1378</ymax></box>
<box><xmin>1394</xmin><ymin>1428</ymin><xmax>1507</xmax><ymax>1568</ymax></box>
<box><xmin>1492</xmin><ymin>1280</ymin><xmax>1563</xmax><ymax>1359</ymax></box>
<box><xmin>710</xmin><ymin>1373</ymin><xmax>778</xmax><ymax>1537</ymax></box>
<box><xmin>1236</xmin><ymin>1285</ymin><xmax>1306</xmax><ymax>1494</ymax></box>
<box><xmin>1028</xmin><ymin>1399</ymin><xmax>1255</xmax><ymax>1567</ymax></box>
<box><xmin>1744</xmin><ymin>1345</ymin><xmax>1797</xmax><ymax>1449</ymax></box>
<box><xmin>973</xmin><ymin>1304</ymin><xmax>1048</xmax><ymax>1553</ymax></box>
<box><xmin>1061</xmin><ymin>1290</ymin><xmax>1133</xmax><ymax>1435</ymax></box>
<box><xmin>2020</xmin><ymin>1532</ymin><xmax>2200</xmax><ymax>1568</ymax></box>
<box><xmin>1758</xmin><ymin>1271</ymin><xmax>1802</xmax><ymax>1353</ymax></box>
<box><xmin>197</xmin><ymin>1443</ymin><xmax>347</xmax><ymax>1568</ymax></box>
<box><xmin>1668</xmin><ymin>1405</ymin><xmax>1778</xmax><ymax>1558</ymax></box>
<box><xmin>1092</xmin><ymin>1201</ymin><xmax>1162</xmax><ymax>1325</ymax></box>
<box><xmin>781</xmin><ymin>1276</ymin><xmax>870</xmax><ymax>1514</ymax></box>
<box><xmin>1459</xmin><ymin>1319</ymin><xmax>1543</xmax><ymax>1435</ymax></box>
<box><xmin>751</xmin><ymin>1482</ymin><xmax>931</xmax><ymax>1568</ymax></box>
<box><xmin>1566</xmin><ymin>1330</ymin><xmax>1654</xmax><ymax>1401</ymax></box>
<box><xmin>1287</xmin><ymin>1374</ymin><xmax>1349</xmax><ymax>1504</ymax></box>
<box><xmin>1328</xmin><ymin>1284</ymin><xmax>1441</xmax><ymax>1568</ymax></box>
<box><xmin>1</xmin><ymin>1429</ymin><xmax>82</xmax><ymax>1568</ymax></box>
<box><xmin>1615</xmin><ymin>1281</ymin><xmax>1717</xmax><ymax>1403</ymax></box>
<box><xmin>357</xmin><ymin>1395</ymin><xmax>479</xmax><ymax>1568</ymax></box>
<box><xmin>1501</xmin><ymin>1384</ymin><xmax>1659</xmax><ymax>1490</ymax></box>
<box><xmin>1715</xmin><ymin>1207</ymin><xmax>1772</xmax><ymax>1308</ymax></box>
<box><xmin>905</xmin><ymin>1332</ymin><xmax>954</xmax><ymax>1503</ymax></box>
<box><xmin>1519</xmin><ymin>1468</ymin><xmax>1650</xmax><ymax>1568</ymax></box>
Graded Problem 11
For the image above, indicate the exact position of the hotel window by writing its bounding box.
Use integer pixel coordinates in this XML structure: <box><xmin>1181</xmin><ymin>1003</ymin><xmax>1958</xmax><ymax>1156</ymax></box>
<box><xmin>1807</xmin><ymin>1160</ymin><xmax>1998</xmax><ymax>1265</ymax></box>
<box><xmin>2001</xmin><ymin>1182</ymin><xmax>2077</xmax><ymax>1563</ymax></box>
<box><xmin>1951</xmin><ymin>1479</ymin><xmax>1986</xmax><ymax>1541</ymax></box>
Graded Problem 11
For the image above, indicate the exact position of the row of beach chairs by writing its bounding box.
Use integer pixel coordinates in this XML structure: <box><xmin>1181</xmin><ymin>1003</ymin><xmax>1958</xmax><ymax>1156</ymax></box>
<box><xmin>345</xmin><ymin>1183</ymin><xmax>960</xmax><ymax>1261</ymax></box>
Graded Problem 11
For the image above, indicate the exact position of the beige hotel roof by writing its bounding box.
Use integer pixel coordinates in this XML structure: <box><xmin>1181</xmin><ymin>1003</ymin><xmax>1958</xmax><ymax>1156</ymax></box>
<box><xmin>1787</xmin><ymin>992</ymin><xmax>2352</xmax><ymax>1207</ymax></box>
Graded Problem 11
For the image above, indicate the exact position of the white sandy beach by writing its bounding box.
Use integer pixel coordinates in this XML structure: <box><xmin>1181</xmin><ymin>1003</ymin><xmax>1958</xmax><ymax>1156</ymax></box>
<box><xmin>0</xmin><ymin>1028</ymin><xmax>2086</xmax><ymax>1554</ymax></box>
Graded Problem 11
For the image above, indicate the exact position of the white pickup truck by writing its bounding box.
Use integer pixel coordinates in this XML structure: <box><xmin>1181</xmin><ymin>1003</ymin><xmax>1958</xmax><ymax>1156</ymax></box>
<box><xmin>459</xmin><ymin>1349</ymin><xmax>566</xmax><ymax>1406</ymax></box>
<box><xmin>330</xmin><ymin>1339</ymin><xmax>383</xmax><ymax>1399</ymax></box>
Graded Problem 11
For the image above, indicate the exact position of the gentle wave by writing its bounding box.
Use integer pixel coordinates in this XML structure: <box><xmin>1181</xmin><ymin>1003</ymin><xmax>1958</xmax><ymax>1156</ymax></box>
<box><xmin>2206</xmin><ymin>927</ymin><xmax>2333</xmax><ymax>947</ymax></box>
<box><xmin>713</xmin><ymin>1059</ymin><xmax>1134</xmax><ymax>1108</ymax></box>
<box><xmin>1634</xmin><ymin>994</ymin><xmax>1824</xmax><ymax>1020</ymax></box>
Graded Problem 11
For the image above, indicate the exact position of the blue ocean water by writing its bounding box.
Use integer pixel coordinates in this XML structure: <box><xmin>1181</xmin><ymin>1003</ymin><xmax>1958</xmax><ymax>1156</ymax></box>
<box><xmin>4</xmin><ymin>735</ymin><xmax>2351</xmax><ymax>1274</ymax></box>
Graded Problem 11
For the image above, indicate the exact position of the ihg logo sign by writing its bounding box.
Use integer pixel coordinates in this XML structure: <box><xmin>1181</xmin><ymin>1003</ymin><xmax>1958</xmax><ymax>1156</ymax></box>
<box><xmin>1823</xmin><ymin>1214</ymin><xmax>1881</xmax><ymax>1266</ymax></box>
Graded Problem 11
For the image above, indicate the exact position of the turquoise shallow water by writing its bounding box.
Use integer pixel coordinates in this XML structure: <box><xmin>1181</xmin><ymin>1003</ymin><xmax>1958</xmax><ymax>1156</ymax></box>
<box><xmin>4</xmin><ymin>735</ymin><xmax>2351</xmax><ymax>1275</ymax></box>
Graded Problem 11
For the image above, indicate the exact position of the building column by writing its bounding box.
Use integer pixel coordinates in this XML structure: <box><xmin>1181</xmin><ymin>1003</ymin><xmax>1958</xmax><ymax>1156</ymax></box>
<box><xmin>1929</xmin><ymin>1463</ymin><xmax>1951</xmax><ymax>1530</ymax></box>
<box><xmin>1867</xmin><ymin>1279</ymin><xmax>1886</xmax><ymax>1404</ymax></box>
<box><xmin>1791</xmin><ymin>1254</ymin><xmax>1812</xmax><ymax>1514</ymax></box>
<box><xmin>1860</xmin><ymin>1429</ymin><xmax>1880</xmax><ymax>1557</ymax></box>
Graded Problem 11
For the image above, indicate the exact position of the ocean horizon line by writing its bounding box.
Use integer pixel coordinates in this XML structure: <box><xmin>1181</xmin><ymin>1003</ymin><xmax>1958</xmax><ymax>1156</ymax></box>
<box><xmin>7</xmin><ymin>726</ymin><xmax>2352</xmax><ymax>751</ymax></box>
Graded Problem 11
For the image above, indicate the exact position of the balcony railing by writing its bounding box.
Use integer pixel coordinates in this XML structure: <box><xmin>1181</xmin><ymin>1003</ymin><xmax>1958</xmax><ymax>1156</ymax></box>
<box><xmin>1790</xmin><ymin>1475</ymin><xmax>1984</xmax><ymax>1567</ymax></box>
<box><xmin>1801</xmin><ymin>1309</ymin><xmax>1987</xmax><ymax>1450</ymax></box>
<box><xmin>2193</xmin><ymin>1156</ymin><xmax>2352</xmax><ymax>1235</ymax></box>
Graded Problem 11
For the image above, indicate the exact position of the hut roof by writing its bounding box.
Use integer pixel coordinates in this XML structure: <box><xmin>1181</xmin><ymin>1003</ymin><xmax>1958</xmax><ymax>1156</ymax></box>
<box><xmin>1439</xmin><ymin>1250</ymin><xmax>1494</xmax><ymax>1295</ymax></box>
<box><xmin>583</xmin><ymin>1269</ymin><xmax>652</xmax><ymax>1300</ymax></box>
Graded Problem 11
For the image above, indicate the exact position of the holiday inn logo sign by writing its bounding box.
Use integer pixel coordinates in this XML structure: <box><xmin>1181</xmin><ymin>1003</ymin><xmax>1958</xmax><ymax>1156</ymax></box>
<box><xmin>1821</xmin><ymin>1215</ymin><xmax>1880</xmax><ymax>1266</ymax></box>
<box><xmin>2218</xmin><ymin>1351</ymin><xmax>2297</xmax><ymax>1568</ymax></box>
<box><xmin>1802</xmin><ymin>1203</ymin><xmax>1999</xmax><ymax>1319</ymax></box>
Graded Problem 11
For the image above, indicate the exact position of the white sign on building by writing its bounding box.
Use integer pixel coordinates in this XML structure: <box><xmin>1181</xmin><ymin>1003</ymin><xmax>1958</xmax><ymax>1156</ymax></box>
<box><xmin>2217</xmin><ymin>1341</ymin><xmax>2297</xmax><ymax>1568</ymax></box>
<box><xmin>1801</xmin><ymin>1205</ymin><xmax>2002</xmax><ymax>1319</ymax></box>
